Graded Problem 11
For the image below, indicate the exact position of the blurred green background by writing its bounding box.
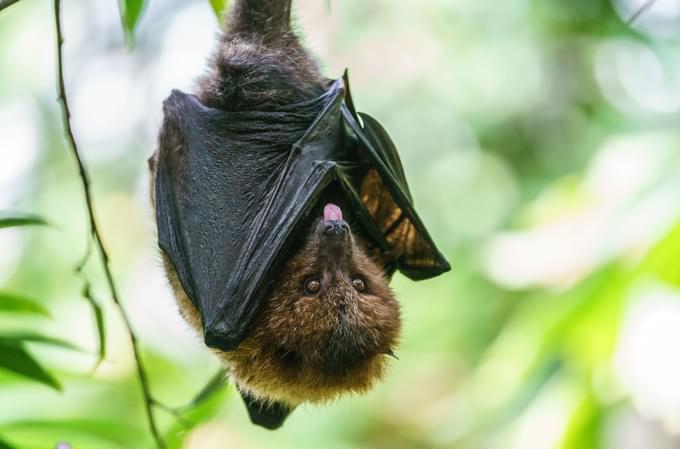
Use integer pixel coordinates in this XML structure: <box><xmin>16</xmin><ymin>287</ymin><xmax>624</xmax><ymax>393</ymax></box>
<box><xmin>1</xmin><ymin>0</ymin><xmax>680</xmax><ymax>448</ymax></box>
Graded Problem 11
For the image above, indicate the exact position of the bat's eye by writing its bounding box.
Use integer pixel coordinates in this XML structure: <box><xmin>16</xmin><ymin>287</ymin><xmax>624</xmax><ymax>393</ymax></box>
<box><xmin>304</xmin><ymin>278</ymin><xmax>322</xmax><ymax>295</ymax></box>
<box><xmin>351</xmin><ymin>278</ymin><xmax>366</xmax><ymax>292</ymax></box>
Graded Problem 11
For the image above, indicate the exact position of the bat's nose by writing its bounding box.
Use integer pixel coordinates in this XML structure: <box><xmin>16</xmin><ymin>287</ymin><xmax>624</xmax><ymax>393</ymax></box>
<box><xmin>323</xmin><ymin>220</ymin><xmax>349</xmax><ymax>237</ymax></box>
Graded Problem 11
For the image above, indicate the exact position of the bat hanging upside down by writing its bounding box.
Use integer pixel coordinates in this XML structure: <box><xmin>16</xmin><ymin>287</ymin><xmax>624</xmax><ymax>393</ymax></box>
<box><xmin>149</xmin><ymin>0</ymin><xmax>449</xmax><ymax>429</ymax></box>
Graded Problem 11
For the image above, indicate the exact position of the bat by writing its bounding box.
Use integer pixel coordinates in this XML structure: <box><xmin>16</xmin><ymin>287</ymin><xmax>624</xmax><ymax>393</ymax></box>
<box><xmin>149</xmin><ymin>0</ymin><xmax>450</xmax><ymax>429</ymax></box>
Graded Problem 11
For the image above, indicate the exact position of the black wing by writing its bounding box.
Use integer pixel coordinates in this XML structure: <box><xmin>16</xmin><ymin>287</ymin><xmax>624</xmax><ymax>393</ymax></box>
<box><xmin>155</xmin><ymin>76</ymin><xmax>449</xmax><ymax>353</ymax></box>
<box><xmin>155</xmin><ymin>83</ymin><xmax>349</xmax><ymax>351</ymax></box>
<box><xmin>340</xmin><ymin>83</ymin><xmax>450</xmax><ymax>280</ymax></box>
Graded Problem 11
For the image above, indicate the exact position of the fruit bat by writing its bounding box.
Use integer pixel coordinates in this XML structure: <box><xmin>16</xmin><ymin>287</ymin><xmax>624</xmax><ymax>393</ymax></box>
<box><xmin>150</xmin><ymin>0</ymin><xmax>450</xmax><ymax>429</ymax></box>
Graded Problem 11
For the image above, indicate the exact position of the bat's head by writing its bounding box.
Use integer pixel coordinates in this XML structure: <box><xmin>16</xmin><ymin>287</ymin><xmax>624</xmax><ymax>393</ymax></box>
<box><xmin>223</xmin><ymin>202</ymin><xmax>401</xmax><ymax>406</ymax></box>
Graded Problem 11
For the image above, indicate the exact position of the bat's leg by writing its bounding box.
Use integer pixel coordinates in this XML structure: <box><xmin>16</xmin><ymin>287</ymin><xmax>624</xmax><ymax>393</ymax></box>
<box><xmin>238</xmin><ymin>389</ymin><xmax>295</xmax><ymax>430</ymax></box>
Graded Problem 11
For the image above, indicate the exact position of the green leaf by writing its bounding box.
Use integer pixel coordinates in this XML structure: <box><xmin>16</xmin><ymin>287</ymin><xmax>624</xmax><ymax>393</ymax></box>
<box><xmin>0</xmin><ymin>436</ymin><xmax>18</xmax><ymax>449</ymax></box>
<box><xmin>2</xmin><ymin>420</ymin><xmax>148</xmax><ymax>448</ymax></box>
<box><xmin>0</xmin><ymin>333</ymin><xmax>80</xmax><ymax>351</ymax></box>
<box><xmin>165</xmin><ymin>380</ymin><xmax>230</xmax><ymax>449</ymax></box>
<box><xmin>82</xmin><ymin>283</ymin><xmax>106</xmax><ymax>369</ymax></box>
<box><xmin>209</xmin><ymin>0</ymin><xmax>229</xmax><ymax>18</ymax></box>
<box><xmin>558</xmin><ymin>393</ymin><xmax>602</xmax><ymax>449</ymax></box>
<box><xmin>641</xmin><ymin>218</ymin><xmax>680</xmax><ymax>287</ymax></box>
<box><xmin>0</xmin><ymin>292</ymin><xmax>50</xmax><ymax>317</ymax></box>
<box><xmin>0</xmin><ymin>341</ymin><xmax>61</xmax><ymax>391</ymax></box>
<box><xmin>181</xmin><ymin>368</ymin><xmax>228</xmax><ymax>411</ymax></box>
<box><xmin>0</xmin><ymin>213</ymin><xmax>47</xmax><ymax>229</ymax></box>
<box><xmin>119</xmin><ymin>0</ymin><xmax>147</xmax><ymax>38</ymax></box>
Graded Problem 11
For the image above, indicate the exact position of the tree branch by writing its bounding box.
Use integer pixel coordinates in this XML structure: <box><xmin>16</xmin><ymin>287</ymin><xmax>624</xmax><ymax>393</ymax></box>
<box><xmin>52</xmin><ymin>1</ymin><xmax>166</xmax><ymax>448</ymax></box>
<box><xmin>627</xmin><ymin>0</ymin><xmax>657</xmax><ymax>25</ymax></box>
<box><xmin>0</xmin><ymin>0</ymin><xmax>22</xmax><ymax>12</ymax></box>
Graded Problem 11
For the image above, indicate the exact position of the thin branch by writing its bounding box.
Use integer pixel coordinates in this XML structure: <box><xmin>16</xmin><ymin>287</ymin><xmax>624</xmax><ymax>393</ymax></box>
<box><xmin>176</xmin><ymin>368</ymin><xmax>228</xmax><ymax>413</ymax></box>
<box><xmin>0</xmin><ymin>0</ymin><xmax>22</xmax><ymax>12</ymax></box>
<box><xmin>151</xmin><ymin>368</ymin><xmax>227</xmax><ymax>427</ymax></box>
<box><xmin>627</xmin><ymin>0</ymin><xmax>657</xmax><ymax>25</ymax></box>
<box><xmin>53</xmin><ymin>1</ymin><xmax>166</xmax><ymax>448</ymax></box>
<box><xmin>151</xmin><ymin>400</ymin><xmax>192</xmax><ymax>429</ymax></box>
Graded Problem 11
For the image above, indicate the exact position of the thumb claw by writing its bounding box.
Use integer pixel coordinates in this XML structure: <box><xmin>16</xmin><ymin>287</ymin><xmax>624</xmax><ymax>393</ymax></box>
<box><xmin>385</xmin><ymin>349</ymin><xmax>399</xmax><ymax>360</ymax></box>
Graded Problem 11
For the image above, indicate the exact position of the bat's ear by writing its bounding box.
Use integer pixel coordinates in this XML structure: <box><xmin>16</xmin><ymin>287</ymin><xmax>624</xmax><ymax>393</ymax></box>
<box><xmin>147</xmin><ymin>152</ymin><xmax>157</xmax><ymax>172</ymax></box>
<box><xmin>239</xmin><ymin>390</ymin><xmax>295</xmax><ymax>430</ymax></box>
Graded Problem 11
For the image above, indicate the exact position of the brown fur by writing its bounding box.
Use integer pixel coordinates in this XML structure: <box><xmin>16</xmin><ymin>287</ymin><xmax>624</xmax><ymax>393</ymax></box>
<box><xmin>197</xmin><ymin>0</ymin><xmax>324</xmax><ymax>111</ymax></box>
<box><xmin>223</xmin><ymin>220</ymin><xmax>400</xmax><ymax>406</ymax></box>
<box><xmin>150</xmin><ymin>0</ymin><xmax>402</xmax><ymax>408</ymax></box>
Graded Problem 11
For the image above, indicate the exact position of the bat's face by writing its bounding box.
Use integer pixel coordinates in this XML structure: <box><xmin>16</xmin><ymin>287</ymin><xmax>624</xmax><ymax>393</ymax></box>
<box><xmin>223</xmin><ymin>203</ymin><xmax>401</xmax><ymax>406</ymax></box>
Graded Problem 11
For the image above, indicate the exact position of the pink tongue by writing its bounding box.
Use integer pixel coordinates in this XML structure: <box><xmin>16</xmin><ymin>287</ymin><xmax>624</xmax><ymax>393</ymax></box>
<box><xmin>323</xmin><ymin>203</ymin><xmax>343</xmax><ymax>222</ymax></box>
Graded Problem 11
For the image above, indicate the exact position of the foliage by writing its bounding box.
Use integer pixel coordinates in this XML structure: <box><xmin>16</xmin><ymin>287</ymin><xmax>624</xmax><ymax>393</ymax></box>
<box><xmin>0</xmin><ymin>218</ymin><xmax>70</xmax><ymax>392</ymax></box>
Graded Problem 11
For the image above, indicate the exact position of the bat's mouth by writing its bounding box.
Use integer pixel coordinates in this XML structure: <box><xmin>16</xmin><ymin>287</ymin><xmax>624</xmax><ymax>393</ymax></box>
<box><xmin>274</xmin><ymin>342</ymin><xmax>379</xmax><ymax>377</ymax></box>
<box><xmin>317</xmin><ymin>347</ymin><xmax>375</xmax><ymax>376</ymax></box>
<box><xmin>316</xmin><ymin>203</ymin><xmax>352</xmax><ymax>259</ymax></box>
<box><xmin>274</xmin><ymin>347</ymin><xmax>303</xmax><ymax>371</ymax></box>
<box><xmin>321</xmin><ymin>203</ymin><xmax>349</xmax><ymax>239</ymax></box>
<box><xmin>323</xmin><ymin>203</ymin><xmax>343</xmax><ymax>222</ymax></box>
